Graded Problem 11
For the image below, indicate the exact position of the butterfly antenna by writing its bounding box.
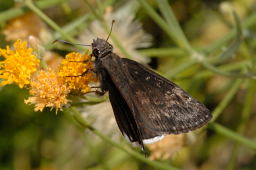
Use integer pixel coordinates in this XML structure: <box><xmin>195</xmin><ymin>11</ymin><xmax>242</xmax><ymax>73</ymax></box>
<box><xmin>53</xmin><ymin>39</ymin><xmax>91</xmax><ymax>47</ymax></box>
<box><xmin>106</xmin><ymin>20</ymin><xmax>115</xmax><ymax>41</ymax></box>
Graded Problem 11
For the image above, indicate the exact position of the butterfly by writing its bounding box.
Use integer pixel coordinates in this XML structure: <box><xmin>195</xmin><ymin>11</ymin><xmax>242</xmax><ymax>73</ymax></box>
<box><xmin>91</xmin><ymin>37</ymin><xmax>211</xmax><ymax>150</ymax></box>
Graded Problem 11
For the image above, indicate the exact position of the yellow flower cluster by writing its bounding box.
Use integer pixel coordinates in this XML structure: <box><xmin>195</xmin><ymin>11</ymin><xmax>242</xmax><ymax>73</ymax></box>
<box><xmin>58</xmin><ymin>52</ymin><xmax>97</xmax><ymax>93</ymax></box>
<box><xmin>0</xmin><ymin>40</ymin><xmax>98</xmax><ymax>111</ymax></box>
<box><xmin>0</xmin><ymin>40</ymin><xmax>39</xmax><ymax>88</ymax></box>
<box><xmin>25</xmin><ymin>69</ymin><xmax>70</xmax><ymax>112</ymax></box>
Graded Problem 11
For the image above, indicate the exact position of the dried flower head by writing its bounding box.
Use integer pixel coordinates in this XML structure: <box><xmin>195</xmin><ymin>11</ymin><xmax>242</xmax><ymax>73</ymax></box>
<box><xmin>0</xmin><ymin>39</ymin><xmax>40</xmax><ymax>88</ymax></box>
<box><xmin>25</xmin><ymin>69</ymin><xmax>70</xmax><ymax>112</ymax></box>
<box><xmin>147</xmin><ymin>134</ymin><xmax>184</xmax><ymax>160</ymax></box>
<box><xmin>3</xmin><ymin>12</ymin><xmax>49</xmax><ymax>42</ymax></box>
<box><xmin>58</xmin><ymin>52</ymin><xmax>97</xmax><ymax>93</ymax></box>
<box><xmin>79</xmin><ymin>1</ymin><xmax>152</xmax><ymax>64</ymax></box>
<box><xmin>81</xmin><ymin>102</ymin><xmax>121</xmax><ymax>141</ymax></box>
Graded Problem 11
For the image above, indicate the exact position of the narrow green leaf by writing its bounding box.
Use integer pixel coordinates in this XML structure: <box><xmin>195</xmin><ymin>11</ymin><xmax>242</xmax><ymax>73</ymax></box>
<box><xmin>205</xmin><ymin>12</ymin><xmax>256</xmax><ymax>53</ymax></box>
<box><xmin>156</xmin><ymin>0</ymin><xmax>192</xmax><ymax>51</ymax></box>
<box><xmin>139</xmin><ymin>48</ymin><xmax>188</xmax><ymax>57</ymax></box>
<box><xmin>201</xmin><ymin>61</ymin><xmax>256</xmax><ymax>79</ymax></box>
<box><xmin>192</xmin><ymin>58</ymin><xmax>254</xmax><ymax>79</ymax></box>
<box><xmin>210</xmin><ymin>123</ymin><xmax>256</xmax><ymax>150</ymax></box>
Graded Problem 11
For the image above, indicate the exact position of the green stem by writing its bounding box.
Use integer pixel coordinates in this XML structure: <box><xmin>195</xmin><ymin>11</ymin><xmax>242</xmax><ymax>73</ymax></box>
<box><xmin>211</xmin><ymin>79</ymin><xmax>242</xmax><ymax>122</ymax></box>
<box><xmin>200</xmin><ymin>61</ymin><xmax>256</xmax><ymax>79</ymax></box>
<box><xmin>39</xmin><ymin>58</ymin><xmax>48</xmax><ymax>69</ymax></box>
<box><xmin>210</xmin><ymin>123</ymin><xmax>256</xmax><ymax>150</ymax></box>
<box><xmin>25</xmin><ymin>0</ymin><xmax>76</xmax><ymax>43</ymax></box>
<box><xmin>226</xmin><ymin>80</ymin><xmax>256</xmax><ymax>170</ymax></box>
<box><xmin>239</xmin><ymin>81</ymin><xmax>256</xmax><ymax>132</ymax></box>
<box><xmin>0</xmin><ymin>0</ymin><xmax>68</xmax><ymax>23</ymax></box>
<box><xmin>64</xmin><ymin>107</ymin><xmax>179</xmax><ymax>170</ymax></box>
<box><xmin>165</xmin><ymin>59</ymin><xmax>197</xmax><ymax>79</ymax></box>
<box><xmin>139</xmin><ymin>48</ymin><xmax>188</xmax><ymax>57</ymax></box>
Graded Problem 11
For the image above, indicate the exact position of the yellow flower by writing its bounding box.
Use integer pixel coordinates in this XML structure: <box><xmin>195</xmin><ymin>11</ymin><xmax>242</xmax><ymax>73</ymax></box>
<box><xmin>25</xmin><ymin>69</ymin><xmax>70</xmax><ymax>112</ymax></box>
<box><xmin>58</xmin><ymin>52</ymin><xmax>97</xmax><ymax>93</ymax></box>
<box><xmin>0</xmin><ymin>39</ymin><xmax>40</xmax><ymax>88</ymax></box>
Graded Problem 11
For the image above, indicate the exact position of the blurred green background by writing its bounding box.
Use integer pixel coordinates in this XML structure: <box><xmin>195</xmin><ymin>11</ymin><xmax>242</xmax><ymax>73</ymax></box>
<box><xmin>0</xmin><ymin>0</ymin><xmax>256</xmax><ymax>170</ymax></box>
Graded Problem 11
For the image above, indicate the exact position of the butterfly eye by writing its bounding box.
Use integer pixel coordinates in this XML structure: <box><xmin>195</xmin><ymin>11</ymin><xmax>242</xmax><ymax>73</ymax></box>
<box><xmin>93</xmin><ymin>48</ymin><xmax>100</xmax><ymax>56</ymax></box>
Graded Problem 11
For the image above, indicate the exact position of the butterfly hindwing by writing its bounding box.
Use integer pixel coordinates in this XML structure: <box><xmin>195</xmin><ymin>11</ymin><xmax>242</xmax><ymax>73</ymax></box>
<box><xmin>104</xmin><ymin>69</ymin><xmax>142</xmax><ymax>145</ymax></box>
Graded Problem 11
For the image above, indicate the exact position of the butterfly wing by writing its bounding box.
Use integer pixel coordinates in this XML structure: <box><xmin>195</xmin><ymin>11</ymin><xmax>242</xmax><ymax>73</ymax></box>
<box><xmin>101</xmin><ymin>54</ymin><xmax>211</xmax><ymax>143</ymax></box>
<box><xmin>103</xmin><ymin>70</ymin><xmax>143</xmax><ymax>146</ymax></box>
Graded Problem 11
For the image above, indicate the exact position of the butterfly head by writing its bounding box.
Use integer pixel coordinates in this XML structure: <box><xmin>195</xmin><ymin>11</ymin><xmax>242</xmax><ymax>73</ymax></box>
<box><xmin>92</xmin><ymin>38</ymin><xmax>113</xmax><ymax>59</ymax></box>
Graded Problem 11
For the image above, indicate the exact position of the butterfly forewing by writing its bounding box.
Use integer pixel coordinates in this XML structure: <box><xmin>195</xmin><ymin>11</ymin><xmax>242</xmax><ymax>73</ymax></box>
<box><xmin>121</xmin><ymin>58</ymin><xmax>212</xmax><ymax>134</ymax></box>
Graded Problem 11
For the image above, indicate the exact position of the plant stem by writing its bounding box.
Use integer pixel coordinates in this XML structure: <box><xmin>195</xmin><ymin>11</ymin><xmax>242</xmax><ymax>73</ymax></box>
<box><xmin>192</xmin><ymin>58</ymin><xmax>254</xmax><ymax>80</ymax></box>
<box><xmin>226</xmin><ymin>80</ymin><xmax>256</xmax><ymax>170</ymax></box>
<box><xmin>201</xmin><ymin>61</ymin><xmax>256</xmax><ymax>79</ymax></box>
<box><xmin>211</xmin><ymin>79</ymin><xmax>242</xmax><ymax>122</ymax></box>
<box><xmin>165</xmin><ymin>59</ymin><xmax>197</xmax><ymax>79</ymax></box>
<box><xmin>210</xmin><ymin>123</ymin><xmax>256</xmax><ymax>150</ymax></box>
<box><xmin>139</xmin><ymin>48</ymin><xmax>188</xmax><ymax>57</ymax></box>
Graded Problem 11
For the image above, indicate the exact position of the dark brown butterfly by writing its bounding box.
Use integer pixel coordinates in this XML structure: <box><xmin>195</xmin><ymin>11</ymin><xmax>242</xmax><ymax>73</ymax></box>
<box><xmin>92</xmin><ymin>37</ymin><xmax>211</xmax><ymax>150</ymax></box>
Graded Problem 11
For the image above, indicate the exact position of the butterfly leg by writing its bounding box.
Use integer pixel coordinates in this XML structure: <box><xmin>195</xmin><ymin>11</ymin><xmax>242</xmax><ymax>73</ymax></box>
<box><xmin>65</xmin><ymin>68</ymin><xmax>96</xmax><ymax>77</ymax></box>
<box><xmin>89</xmin><ymin>86</ymin><xmax>105</xmax><ymax>96</ymax></box>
